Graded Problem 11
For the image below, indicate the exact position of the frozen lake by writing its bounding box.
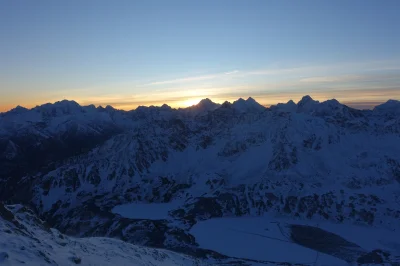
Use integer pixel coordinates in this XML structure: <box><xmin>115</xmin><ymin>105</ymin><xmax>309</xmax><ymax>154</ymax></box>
<box><xmin>190</xmin><ymin>216</ymin><xmax>400</xmax><ymax>265</ymax></box>
<box><xmin>111</xmin><ymin>201</ymin><xmax>400</xmax><ymax>264</ymax></box>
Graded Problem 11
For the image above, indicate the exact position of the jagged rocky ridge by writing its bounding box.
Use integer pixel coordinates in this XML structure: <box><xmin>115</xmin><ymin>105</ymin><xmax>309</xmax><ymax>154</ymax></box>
<box><xmin>1</xmin><ymin>96</ymin><xmax>400</xmax><ymax>264</ymax></box>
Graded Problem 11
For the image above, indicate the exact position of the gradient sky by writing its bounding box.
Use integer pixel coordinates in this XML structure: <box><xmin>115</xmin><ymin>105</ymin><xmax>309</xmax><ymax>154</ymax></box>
<box><xmin>1</xmin><ymin>0</ymin><xmax>400</xmax><ymax>111</ymax></box>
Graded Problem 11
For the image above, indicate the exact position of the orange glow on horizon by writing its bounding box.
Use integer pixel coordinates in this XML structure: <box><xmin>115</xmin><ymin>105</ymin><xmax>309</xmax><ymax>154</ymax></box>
<box><xmin>1</xmin><ymin>89</ymin><xmax>399</xmax><ymax>113</ymax></box>
<box><xmin>181</xmin><ymin>98</ymin><xmax>202</xmax><ymax>107</ymax></box>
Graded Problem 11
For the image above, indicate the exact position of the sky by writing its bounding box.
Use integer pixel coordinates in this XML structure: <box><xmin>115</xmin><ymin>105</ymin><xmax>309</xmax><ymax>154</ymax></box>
<box><xmin>1</xmin><ymin>0</ymin><xmax>400</xmax><ymax>111</ymax></box>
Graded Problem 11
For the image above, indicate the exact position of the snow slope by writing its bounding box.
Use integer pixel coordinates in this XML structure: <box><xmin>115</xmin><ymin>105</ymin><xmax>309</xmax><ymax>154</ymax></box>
<box><xmin>0</xmin><ymin>204</ymin><xmax>205</xmax><ymax>266</ymax></box>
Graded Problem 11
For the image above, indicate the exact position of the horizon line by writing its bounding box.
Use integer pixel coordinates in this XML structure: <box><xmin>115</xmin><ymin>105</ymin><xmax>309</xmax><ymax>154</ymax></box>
<box><xmin>1</xmin><ymin>95</ymin><xmax>397</xmax><ymax>114</ymax></box>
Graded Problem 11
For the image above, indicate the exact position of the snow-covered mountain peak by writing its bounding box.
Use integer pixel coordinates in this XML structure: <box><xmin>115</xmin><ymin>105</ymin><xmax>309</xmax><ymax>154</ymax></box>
<box><xmin>386</xmin><ymin>99</ymin><xmax>400</xmax><ymax>105</ymax></box>
<box><xmin>7</xmin><ymin>105</ymin><xmax>28</xmax><ymax>114</ymax></box>
<box><xmin>32</xmin><ymin>99</ymin><xmax>84</xmax><ymax>116</ymax></box>
<box><xmin>103</xmin><ymin>105</ymin><xmax>116</xmax><ymax>111</ymax></box>
<box><xmin>197</xmin><ymin>98</ymin><xmax>215</xmax><ymax>106</ymax></box>
<box><xmin>295</xmin><ymin>96</ymin><xmax>364</xmax><ymax>122</ymax></box>
<box><xmin>297</xmin><ymin>95</ymin><xmax>322</xmax><ymax>113</ymax></box>
<box><xmin>86</xmin><ymin>104</ymin><xmax>97</xmax><ymax>110</ymax></box>
<box><xmin>325</xmin><ymin>98</ymin><xmax>340</xmax><ymax>106</ymax></box>
<box><xmin>318</xmin><ymin>98</ymin><xmax>343</xmax><ymax>112</ymax></box>
<box><xmin>221</xmin><ymin>101</ymin><xmax>232</xmax><ymax>108</ymax></box>
<box><xmin>374</xmin><ymin>99</ymin><xmax>400</xmax><ymax>114</ymax></box>
<box><xmin>161</xmin><ymin>103</ymin><xmax>172</xmax><ymax>110</ymax></box>
<box><xmin>246</xmin><ymin>96</ymin><xmax>256</xmax><ymax>103</ymax></box>
<box><xmin>184</xmin><ymin>98</ymin><xmax>221</xmax><ymax>115</ymax></box>
<box><xmin>270</xmin><ymin>99</ymin><xmax>297</xmax><ymax>112</ymax></box>
<box><xmin>232</xmin><ymin>97</ymin><xmax>265</xmax><ymax>112</ymax></box>
<box><xmin>297</xmin><ymin>95</ymin><xmax>319</xmax><ymax>106</ymax></box>
<box><xmin>232</xmin><ymin>98</ymin><xmax>246</xmax><ymax>110</ymax></box>
<box><xmin>49</xmin><ymin>99</ymin><xmax>81</xmax><ymax>109</ymax></box>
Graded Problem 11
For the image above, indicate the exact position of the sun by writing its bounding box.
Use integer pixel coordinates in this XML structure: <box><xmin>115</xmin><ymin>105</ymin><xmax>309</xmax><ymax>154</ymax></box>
<box><xmin>182</xmin><ymin>98</ymin><xmax>201</xmax><ymax>107</ymax></box>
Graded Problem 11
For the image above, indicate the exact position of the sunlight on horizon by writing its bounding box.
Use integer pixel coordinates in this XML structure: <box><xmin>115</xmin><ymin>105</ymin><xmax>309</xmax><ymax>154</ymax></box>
<box><xmin>181</xmin><ymin>98</ymin><xmax>202</xmax><ymax>107</ymax></box>
<box><xmin>2</xmin><ymin>91</ymin><xmax>397</xmax><ymax>113</ymax></box>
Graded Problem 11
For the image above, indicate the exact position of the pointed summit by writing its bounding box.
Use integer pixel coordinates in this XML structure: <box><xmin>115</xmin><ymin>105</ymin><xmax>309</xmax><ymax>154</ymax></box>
<box><xmin>195</xmin><ymin>98</ymin><xmax>219</xmax><ymax>110</ymax></box>
<box><xmin>185</xmin><ymin>98</ymin><xmax>220</xmax><ymax>115</ymax></box>
<box><xmin>297</xmin><ymin>95</ymin><xmax>316</xmax><ymax>106</ymax></box>
<box><xmin>232</xmin><ymin>98</ymin><xmax>246</xmax><ymax>111</ymax></box>
<box><xmin>9</xmin><ymin>105</ymin><xmax>28</xmax><ymax>114</ymax></box>
<box><xmin>245</xmin><ymin>97</ymin><xmax>263</xmax><ymax>108</ymax></box>
<box><xmin>232</xmin><ymin>97</ymin><xmax>265</xmax><ymax>112</ymax></box>
<box><xmin>198</xmin><ymin>98</ymin><xmax>214</xmax><ymax>105</ymax></box>
<box><xmin>85</xmin><ymin>104</ymin><xmax>97</xmax><ymax>112</ymax></box>
<box><xmin>221</xmin><ymin>101</ymin><xmax>232</xmax><ymax>108</ymax></box>
<box><xmin>246</xmin><ymin>97</ymin><xmax>257</xmax><ymax>103</ymax></box>
<box><xmin>161</xmin><ymin>103</ymin><xmax>171</xmax><ymax>110</ymax></box>
<box><xmin>270</xmin><ymin>99</ymin><xmax>297</xmax><ymax>112</ymax></box>
<box><xmin>297</xmin><ymin>95</ymin><xmax>320</xmax><ymax>113</ymax></box>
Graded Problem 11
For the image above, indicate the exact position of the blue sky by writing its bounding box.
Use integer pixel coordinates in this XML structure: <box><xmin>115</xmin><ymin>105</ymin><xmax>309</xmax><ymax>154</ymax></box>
<box><xmin>1</xmin><ymin>0</ymin><xmax>400</xmax><ymax>110</ymax></box>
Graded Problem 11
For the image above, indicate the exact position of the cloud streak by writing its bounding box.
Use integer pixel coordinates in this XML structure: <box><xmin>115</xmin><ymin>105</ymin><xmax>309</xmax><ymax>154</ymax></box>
<box><xmin>224</xmin><ymin>70</ymin><xmax>239</xmax><ymax>75</ymax></box>
<box><xmin>143</xmin><ymin>74</ymin><xmax>217</xmax><ymax>86</ymax></box>
<box><xmin>141</xmin><ymin>59</ymin><xmax>400</xmax><ymax>88</ymax></box>
<box><xmin>300</xmin><ymin>75</ymin><xmax>362</xmax><ymax>83</ymax></box>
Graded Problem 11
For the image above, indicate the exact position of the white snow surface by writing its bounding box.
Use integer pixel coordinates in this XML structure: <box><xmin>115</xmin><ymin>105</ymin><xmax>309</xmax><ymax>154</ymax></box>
<box><xmin>0</xmin><ymin>205</ymin><xmax>205</xmax><ymax>266</ymax></box>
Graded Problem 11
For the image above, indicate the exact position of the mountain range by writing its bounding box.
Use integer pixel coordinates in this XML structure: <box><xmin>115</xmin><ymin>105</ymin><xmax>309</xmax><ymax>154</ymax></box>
<box><xmin>1</xmin><ymin>95</ymin><xmax>400</xmax><ymax>265</ymax></box>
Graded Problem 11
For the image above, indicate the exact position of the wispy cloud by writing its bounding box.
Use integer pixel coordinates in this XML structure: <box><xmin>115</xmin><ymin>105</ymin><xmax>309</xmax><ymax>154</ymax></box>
<box><xmin>142</xmin><ymin>67</ymin><xmax>295</xmax><ymax>87</ymax></box>
<box><xmin>224</xmin><ymin>70</ymin><xmax>239</xmax><ymax>75</ymax></box>
<box><xmin>300</xmin><ymin>75</ymin><xmax>362</xmax><ymax>83</ymax></box>
<box><xmin>143</xmin><ymin>74</ymin><xmax>217</xmax><ymax>86</ymax></box>
<box><xmin>141</xmin><ymin>59</ymin><xmax>400</xmax><ymax>88</ymax></box>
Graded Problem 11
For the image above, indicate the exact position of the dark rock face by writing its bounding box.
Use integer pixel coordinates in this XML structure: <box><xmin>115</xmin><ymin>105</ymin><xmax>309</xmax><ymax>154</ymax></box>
<box><xmin>0</xmin><ymin>203</ymin><xmax>14</xmax><ymax>222</ymax></box>
<box><xmin>0</xmin><ymin>130</ymin><xmax>118</xmax><ymax>201</ymax></box>
<box><xmin>387</xmin><ymin>157</ymin><xmax>400</xmax><ymax>183</ymax></box>
<box><xmin>290</xmin><ymin>224</ymin><xmax>366</xmax><ymax>263</ymax></box>
<box><xmin>290</xmin><ymin>224</ymin><xmax>397</xmax><ymax>264</ymax></box>
<box><xmin>357</xmin><ymin>249</ymin><xmax>390</xmax><ymax>264</ymax></box>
